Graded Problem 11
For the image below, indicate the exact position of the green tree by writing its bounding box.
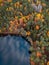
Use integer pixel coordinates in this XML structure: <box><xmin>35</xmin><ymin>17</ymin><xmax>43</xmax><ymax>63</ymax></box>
<box><xmin>0</xmin><ymin>0</ymin><xmax>49</xmax><ymax>65</ymax></box>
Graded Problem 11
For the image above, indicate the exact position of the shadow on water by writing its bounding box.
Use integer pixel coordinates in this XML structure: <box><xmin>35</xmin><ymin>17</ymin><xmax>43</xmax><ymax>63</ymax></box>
<box><xmin>0</xmin><ymin>35</ymin><xmax>30</xmax><ymax>65</ymax></box>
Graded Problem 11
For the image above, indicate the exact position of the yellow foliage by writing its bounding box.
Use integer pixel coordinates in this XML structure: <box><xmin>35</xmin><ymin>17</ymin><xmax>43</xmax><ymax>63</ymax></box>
<box><xmin>36</xmin><ymin>13</ymin><xmax>44</xmax><ymax>20</ymax></box>
<box><xmin>0</xmin><ymin>0</ymin><xmax>3</xmax><ymax>3</ymax></box>
<box><xmin>28</xmin><ymin>0</ymin><xmax>30</xmax><ymax>3</ymax></box>
<box><xmin>36</xmin><ymin>13</ymin><xmax>41</xmax><ymax>17</ymax></box>
<box><xmin>24</xmin><ymin>7</ymin><xmax>27</xmax><ymax>10</ymax></box>
<box><xmin>41</xmin><ymin>19</ymin><xmax>45</xmax><ymax>22</ymax></box>
<box><xmin>37</xmin><ymin>0</ymin><xmax>41</xmax><ymax>4</ymax></box>
<box><xmin>36</xmin><ymin>13</ymin><xmax>41</xmax><ymax>20</ymax></box>
<box><xmin>46</xmin><ymin>9</ymin><xmax>49</xmax><ymax>12</ymax></box>
<box><xmin>47</xmin><ymin>31</ymin><xmax>49</xmax><ymax>37</ymax></box>
<box><xmin>6</xmin><ymin>8</ymin><xmax>9</xmax><ymax>11</ymax></box>
<box><xmin>19</xmin><ymin>12</ymin><xmax>23</xmax><ymax>16</ymax></box>
<box><xmin>8</xmin><ymin>7</ymin><xmax>13</xmax><ymax>11</ymax></box>
<box><xmin>26</xmin><ymin>15</ymin><xmax>30</xmax><ymax>20</ymax></box>
<box><xmin>15</xmin><ymin>16</ymin><xmax>18</xmax><ymax>19</ymax></box>
<box><xmin>42</xmin><ymin>3</ymin><xmax>46</xmax><ymax>7</ymax></box>
<box><xmin>47</xmin><ymin>61</ymin><xmax>49</xmax><ymax>65</ymax></box>
<box><xmin>7</xmin><ymin>0</ymin><xmax>12</xmax><ymax>2</ymax></box>
<box><xmin>16</xmin><ymin>2</ymin><xmax>20</xmax><ymax>6</ymax></box>
<box><xmin>22</xmin><ymin>16</ymin><xmax>26</xmax><ymax>20</ymax></box>
<box><xmin>20</xmin><ymin>4</ymin><xmax>22</xmax><ymax>7</ymax></box>
<box><xmin>48</xmin><ymin>12</ymin><xmax>49</xmax><ymax>15</ymax></box>
<box><xmin>9</xmin><ymin>27</ymin><xmax>12</xmax><ymax>31</ymax></box>
<box><xmin>26</xmin><ymin>31</ymin><xmax>31</xmax><ymax>36</ymax></box>
<box><xmin>14</xmin><ymin>3</ymin><xmax>17</xmax><ymax>7</ymax></box>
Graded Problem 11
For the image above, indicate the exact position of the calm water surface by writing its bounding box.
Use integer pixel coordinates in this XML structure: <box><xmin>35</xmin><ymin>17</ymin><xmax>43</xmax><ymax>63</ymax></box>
<box><xmin>0</xmin><ymin>35</ymin><xmax>30</xmax><ymax>65</ymax></box>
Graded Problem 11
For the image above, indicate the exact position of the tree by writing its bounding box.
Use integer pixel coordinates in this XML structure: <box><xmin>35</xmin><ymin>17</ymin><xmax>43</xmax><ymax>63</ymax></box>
<box><xmin>0</xmin><ymin>0</ymin><xmax>49</xmax><ymax>65</ymax></box>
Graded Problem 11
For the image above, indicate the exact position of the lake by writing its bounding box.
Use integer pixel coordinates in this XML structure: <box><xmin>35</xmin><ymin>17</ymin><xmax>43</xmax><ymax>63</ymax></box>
<box><xmin>0</xmin><ymin>35</ymin><xmax>30</xmax><ymax>65</ymax></box>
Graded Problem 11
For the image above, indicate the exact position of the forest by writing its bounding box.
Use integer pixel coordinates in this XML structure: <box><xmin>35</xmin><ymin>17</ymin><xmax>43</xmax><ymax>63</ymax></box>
<box><xmin>0</xmin><ymin>0</ymin><xmax>49</xmax><ymax>65</ymax></box>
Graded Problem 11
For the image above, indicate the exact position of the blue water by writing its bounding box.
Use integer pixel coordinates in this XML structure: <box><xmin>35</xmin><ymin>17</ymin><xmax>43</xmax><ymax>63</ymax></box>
<box><xmin>0</xmin><ymin>35</ymin><xmax>30</xmax><ymax>65</ymax></box>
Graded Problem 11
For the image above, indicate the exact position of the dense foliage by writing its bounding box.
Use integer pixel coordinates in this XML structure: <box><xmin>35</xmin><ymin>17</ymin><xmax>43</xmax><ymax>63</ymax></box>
<box><xmin>0</xmin><ymin>0</ymin><xmax>49</xmax><ymax>65</ymax></box>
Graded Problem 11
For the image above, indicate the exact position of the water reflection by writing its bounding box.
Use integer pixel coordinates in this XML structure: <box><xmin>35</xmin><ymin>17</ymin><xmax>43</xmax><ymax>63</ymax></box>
<box><xmin>0</xmin><ymin>35</ymin><xmax>30</xmax><ymax>65</ymax></box>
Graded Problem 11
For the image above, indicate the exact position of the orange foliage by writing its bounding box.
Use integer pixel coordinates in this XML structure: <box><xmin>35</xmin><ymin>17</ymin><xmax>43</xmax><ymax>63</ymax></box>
<box><xmin>31</xmin><ymin>61</ymin><xmax>35</xmax><ymax>65</ymax></box>
<box><xmin>35</xmin><ymin>25</ymin><xmax>40</xmax><ymax>30</ymax></box>
<box><xmin>47</xmin><ymin>31</ymin><xmax>49</xmax><ymax>37</ymax></box>
<box><xmin>26</xmin><ymin>31</ymin><xmax>31</xmax><ymax>36</ymax></box>
<box><xmin>7</xmin><ymin>0</ymin><xmax>12</xmax><ymax>2</ymax></box>
<box><xmin>36</xmin><ymin>52</ymin><xmax>42</xmax><ymax>57</ymax></box>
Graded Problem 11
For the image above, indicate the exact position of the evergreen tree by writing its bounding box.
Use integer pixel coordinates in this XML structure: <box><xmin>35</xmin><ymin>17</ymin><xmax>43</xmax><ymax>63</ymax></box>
<box><xmin>0</xmin><ymin>0</ymin><xmax>49</xmax><ymax>65</ymax></box>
